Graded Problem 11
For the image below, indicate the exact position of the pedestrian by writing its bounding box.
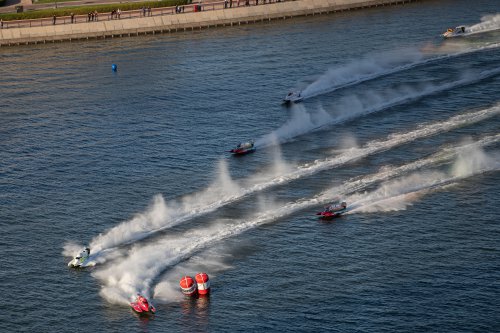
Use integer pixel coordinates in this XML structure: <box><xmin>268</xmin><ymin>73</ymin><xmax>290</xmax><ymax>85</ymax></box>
<box><xmin>0</xmin><ymin>19</ymin><xmax>3</xmax><ymax>29</ymax></box>
<box><xmin>224</xmin><ymin>0</ymin><xmax>228</xmax><ymax>8</ymax></box>
<box><xmin>71</xmin><ymin>13</ymin><xmax>74</xmax><ymax>23</ymax></box>
<box><xmin>230</xmin><ymin>0</ymin><xmax>233</xmax><ymax>8</ymax></box>
<box><xmin>117</xmin><ymin>8</ymin><xmax>121</xmax><ymax>19</ymax></box>
<box><xmin>142</xmin><ymin>6</ymin><xmax>146</xmax><ymax>17</ymax></box>
<box><xmin>95</xmin><ymin>11</ymin><xmax>98</xmax><ymax>21</ymax></box>
<box><xmin>52</xmin><ymin>15</ymin><xmax>56</xmax><ymax>25</ymax></box>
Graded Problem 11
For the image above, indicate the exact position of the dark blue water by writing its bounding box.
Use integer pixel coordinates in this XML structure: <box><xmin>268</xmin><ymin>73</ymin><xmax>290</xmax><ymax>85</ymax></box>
<box><xmin>1</xmin><ymin>1</ymin><xmax>499</xmax><ymax>332</ymax></box>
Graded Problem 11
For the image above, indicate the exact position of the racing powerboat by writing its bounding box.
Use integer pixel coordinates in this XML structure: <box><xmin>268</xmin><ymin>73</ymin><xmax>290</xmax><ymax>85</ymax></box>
<box><xmin>130</xmin><ymin>294</ymin><xmax>156</xmax><ymax>315</ymax></box>
<box><xmin>230</xmin><ymin>140</ymin><xmax>255</xmax><ymax>155</ymax></box>
<box><xmin>283</xmin><ymin>91</ymin><xmax>303</xmax><ymax>104</ymax></box>
<box><xmin>442</xmin><ymin>26</ymin><xmax>466</xmax><ymax>38</ymax></box>
<box><xmin>67</xmin><ymin>247</ymin><xmax>90</xmax><ymax>268</ymax></box>
<box><xmin>316</xmin><ymin>202</ymin><xmax>347</xmax><ymax>219</ymax></box>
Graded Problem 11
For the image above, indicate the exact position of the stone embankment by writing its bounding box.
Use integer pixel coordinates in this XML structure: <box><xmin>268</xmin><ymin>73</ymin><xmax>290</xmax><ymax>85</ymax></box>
<box><xmin>0</xmin><ymin>0</ymin><xmax>419</xmax><ymax>46</ymax></box>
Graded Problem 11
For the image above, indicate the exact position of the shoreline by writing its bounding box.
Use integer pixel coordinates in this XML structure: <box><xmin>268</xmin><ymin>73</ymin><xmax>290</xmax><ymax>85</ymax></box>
<box><xmin>0</xmin><ymin>0</ymin><xmax>420</xmax><ymax>47</ymax></box>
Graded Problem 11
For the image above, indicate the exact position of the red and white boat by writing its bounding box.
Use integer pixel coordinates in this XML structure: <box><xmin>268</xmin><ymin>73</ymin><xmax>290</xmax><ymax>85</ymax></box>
<box><xmin>229</xmin><ymin>141</ymin><xmax>255</xmax><ymax>155</ymax></box>
<box><xmin>130</xmin><ymin>294</ymin><xmax>156</xmax><ymax>315</ymax></box>
<box><xmin>316</xmin><ymin>202</ymin><xmax>347</xmax><ymax>219</ymax></box>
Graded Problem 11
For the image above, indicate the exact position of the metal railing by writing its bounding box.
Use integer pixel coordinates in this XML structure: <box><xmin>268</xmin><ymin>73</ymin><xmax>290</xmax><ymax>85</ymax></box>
<box><xmin>0</xmin><ymin>0</ymin><xmax>287</xmax><ymax>29</ymax></box>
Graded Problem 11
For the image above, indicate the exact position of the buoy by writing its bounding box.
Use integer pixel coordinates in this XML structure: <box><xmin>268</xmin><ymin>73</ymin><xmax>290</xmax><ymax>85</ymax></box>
<box><xmin>179</xmin><ymin>276</ymin><xmax>197</xmax><ymax>296</ymax></box>
<box><xmin>195</xmin><ymin>272</ymin><xmax>210</xmax><ymax>296</ymax></box>
<box><xmin>111</xmin><ymin>64</ymin><xmax>117</xmax><ymax>72</ymax></box>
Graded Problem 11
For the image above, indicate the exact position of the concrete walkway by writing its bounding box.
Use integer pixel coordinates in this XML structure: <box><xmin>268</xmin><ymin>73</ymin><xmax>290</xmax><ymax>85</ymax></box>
<box><xmin>0</xmin><ymin>0</ymin><xmax>219</xmax><ymax>13</ymax></box>
<box><xmin>0</xmin><ymin>0</ymin><xmax>419</xmax><ymax>46</ymax></box>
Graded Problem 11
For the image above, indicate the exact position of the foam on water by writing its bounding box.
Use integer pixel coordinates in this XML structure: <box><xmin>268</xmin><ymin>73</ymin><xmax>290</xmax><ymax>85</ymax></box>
<box><xmin>82</xmin><ymin>104</ymin><xmax>500</xmax><ymax>263</ymax></box>
<box><xmin>291</xmin><ymin>42</ymin><xmax>500</xmax><ymax>102</ymax></box>
<box><xmin>258</xmin><ymin>68</ymin><xmax>500</xmax><ymax>147</ymax></box>
<box><xmin>468</xmin><ymin>13</ymin><xmax>500</xmax><ymax>35</ymax></box>
<box><xmin>93</xmin><ymin>137</ymin><xmax>499</xmax><ymax>304</ymax></box>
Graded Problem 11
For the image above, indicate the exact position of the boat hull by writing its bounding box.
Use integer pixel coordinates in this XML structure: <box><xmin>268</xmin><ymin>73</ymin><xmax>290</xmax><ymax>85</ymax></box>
<box><xmin>230</xmin><ymin>148</ymin><xmax>256</xmax><ymax>155</ymax></box>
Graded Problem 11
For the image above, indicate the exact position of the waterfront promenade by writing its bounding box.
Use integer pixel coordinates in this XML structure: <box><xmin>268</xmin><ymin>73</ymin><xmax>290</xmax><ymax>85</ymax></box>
<box><xmin>0</xmin><ymin>0</ymin><xmax>419</xmax><ymax>46</ymax></box>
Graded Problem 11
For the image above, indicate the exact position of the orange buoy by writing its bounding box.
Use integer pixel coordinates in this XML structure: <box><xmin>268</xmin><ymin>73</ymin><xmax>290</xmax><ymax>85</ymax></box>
<box><xmin>179</xmin><ymin>276</ymin><xmax>197</xmax><ymax>296</ymax></box>
<box><xmin>195</xmin><ymin>272</ymin><xmax>210</xmax><ymax>296</ymax></box>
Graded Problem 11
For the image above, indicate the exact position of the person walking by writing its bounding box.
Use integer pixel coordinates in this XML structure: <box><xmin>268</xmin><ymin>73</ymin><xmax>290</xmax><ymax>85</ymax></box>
<box><xmin>52</xmin><ymin>15</ymin><xmax>56</xmax><ymax>25</ymax></box>
<box><xmin>70</xmin><ymin>13</ymin><xmax>74</xmax><ymax>23</ymax></box>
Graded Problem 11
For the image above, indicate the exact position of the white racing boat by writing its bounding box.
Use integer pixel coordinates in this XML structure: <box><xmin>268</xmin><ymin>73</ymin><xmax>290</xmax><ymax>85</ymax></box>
<box><xmin>283</xmin><ymin>91</ymin><xmax>303</xmax><ymax>104</ymax></box>
<box><xmin>442</xmin><ymin>26</ymin><xmax>467</xmax><ymax>38</ymax></box>
<box><xmin>68</xmin><ymin>247</ymin><xmax>90</xmax><ymax>268</ymax></box>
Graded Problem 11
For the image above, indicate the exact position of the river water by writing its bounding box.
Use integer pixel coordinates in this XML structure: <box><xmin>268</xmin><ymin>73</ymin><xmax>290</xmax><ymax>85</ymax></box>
<box><xmin>1</xmin><ymin>1</ymin><xmax>499</xmax><ymax>332</ymax></box>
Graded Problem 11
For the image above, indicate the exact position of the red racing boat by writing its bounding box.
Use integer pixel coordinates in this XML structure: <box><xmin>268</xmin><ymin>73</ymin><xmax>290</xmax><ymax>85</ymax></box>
<box><xmin>316</xmin><ymin>202</ymin><xmax>347</xmax><ymax>219</ymax></box>
<box><xmin>229</xmin><ymin>140</ymin><xmax>255</xmax><ymax>155</ymax></box>
<box><xmin>130</xmin><ymin>294</ymin><xmax>156</xmax><ymax>315</ymax></box>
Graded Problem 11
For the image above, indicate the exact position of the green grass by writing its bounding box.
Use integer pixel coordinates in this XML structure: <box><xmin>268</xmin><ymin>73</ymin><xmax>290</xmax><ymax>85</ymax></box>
<box><xmin>0</xmin><ymin>0</ymin><xmax>189</xmax><ymax>20</ymax></box>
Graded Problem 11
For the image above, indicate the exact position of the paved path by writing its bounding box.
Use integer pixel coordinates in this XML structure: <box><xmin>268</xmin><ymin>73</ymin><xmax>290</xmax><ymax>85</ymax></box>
<box><xmin>0</xmin><ymin>0</ymin><xmax>219</xmax><ymax>14</ymax></box>
<box><xmin>1</xmin><ymin>0</ymin><xmax>419</xmax><ymax>46</ymax></box>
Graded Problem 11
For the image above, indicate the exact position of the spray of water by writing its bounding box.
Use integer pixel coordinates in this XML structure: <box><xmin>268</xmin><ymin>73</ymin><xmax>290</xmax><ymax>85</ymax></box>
<box><xmin>290</xmin><ymin>43</ymin><xmax>500</xmax><ymax>102</ymax></box>
<box><xmin>301</xmin><ymin>48</ymin><xmax>425</xmax><ymax>98</ymax></box>
<box><xmin>93</xmin><ymin>137</ymin><xmax>499</xmax><ymax>304</ymax></box>
<box><xmin>258</xmin><ymin>68</ymin><xmax>500</xmax><ymax>147</ymax></box>
<box><xmin>452</xmin><ymin>138</ymin><xmax>498</xmax><ymax>177</ymax></box>
<box><xmin>468</xmin><ymin>13</ymin><xmax>500</xmax><ymax>35</ymax></box>
<box><xmin>88</xmin><ymin>160</ymin><xmax>242</xmax><ymax>252</ymax></box>
<box><xmin>82</xmin><ymin>104</ymin><xmax>500</xmax><ymax>263</ymax></box>
<box><xmin>63</xmin><ymin>242</ymin><xmax>84</xmax><ymax>259</ymax></box>
<box><xmin>93</xmin><ymin>225</ymin><xmax>234</xmax><ymax>305</ymax></box>
<box><xmin>347</xmin><ymin>145</ymin><xmax>500</xmax><ymax>214</ymax></box>
<box><xmin>346</xmin><ymin>171</ymin><xmax>446</xmax><ymax>213</ymax></box>
<box><xmin>87</xmin><ymin>149</ymin><xmax>284</xmax><ymax>258</ymax></box>
<box><xmin>154</xmin><ymin>247</ymin><xmax>233</xmax><ymax>304</ymax></box>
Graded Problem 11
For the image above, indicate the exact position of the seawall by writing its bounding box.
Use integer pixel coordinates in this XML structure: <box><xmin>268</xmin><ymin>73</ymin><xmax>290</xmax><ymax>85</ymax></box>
<box><xmin>0</xmin><ymin>0</ymin><xmax>419</xmax><ymax>46</ymax></box>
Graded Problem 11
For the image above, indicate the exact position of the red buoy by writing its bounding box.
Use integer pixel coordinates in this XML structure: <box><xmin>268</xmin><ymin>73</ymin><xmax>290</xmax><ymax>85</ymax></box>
<box><xmin>195</xmin><ymin>272</ymin><xmax>210</xmax><ymax>296</ymax></box>
<box><xmin>179</xmin><ymin>276</ymin><xmax>197</xmax><ymax>296</ymax></box>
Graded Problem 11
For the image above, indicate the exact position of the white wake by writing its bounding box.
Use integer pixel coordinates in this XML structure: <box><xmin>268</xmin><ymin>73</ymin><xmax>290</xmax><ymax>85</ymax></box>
<box><xmin>77</xmin><ymin>104</ymin><xmax>500</xmax><ymax>263</ymax></box>
<box><xmin>92</xmin><ymin>138</ymin><xmax>499</xmax><ymax>305</ymax></box>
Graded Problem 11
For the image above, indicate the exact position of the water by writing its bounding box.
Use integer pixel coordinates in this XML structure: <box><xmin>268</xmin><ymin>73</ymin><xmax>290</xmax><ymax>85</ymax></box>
<box><xmin>1</xmin><ymin>1</ymin><xmax>499</xmax><ymax>332</ymax></box>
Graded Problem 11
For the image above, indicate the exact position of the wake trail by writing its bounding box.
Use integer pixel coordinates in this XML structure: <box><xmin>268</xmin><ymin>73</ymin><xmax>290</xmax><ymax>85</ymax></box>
<box><xmin>297</xmin><ymin>43</ymin><xmax>500</xmax><ymax>101</ymax></box>
<box><xmin>346</xmin><ymin>152</ymin><xmax>500</xmax><ymax>214</ymax></box>
<box><xmin>467</xmin><ymin>13</ymin><xmax>500</xmax><ymax>36</ymax></box>
<box><xmin>258</xmin><ymin>68</ymin><xmax>500</xmax><ymax>147</ymax></box>
<box><xmin>94</xmin><ymin>137</ymin><xmax>499</xmax><ymax>304</ymax></box>
<box><xmin>85</xmin><ymin>104</ymin><xmax>500</xmax><ymax>261</ymax></box>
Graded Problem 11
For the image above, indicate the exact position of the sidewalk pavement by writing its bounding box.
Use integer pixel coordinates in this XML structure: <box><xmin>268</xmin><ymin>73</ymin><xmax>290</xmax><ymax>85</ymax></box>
<box><xmin>0</xmin><ymin>0</ymin><xmax>219</xmax><ymax>14</ymax></box>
